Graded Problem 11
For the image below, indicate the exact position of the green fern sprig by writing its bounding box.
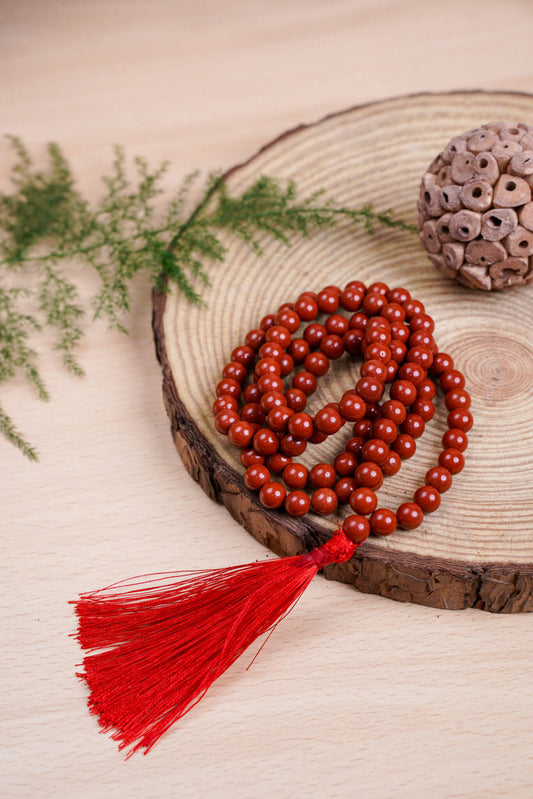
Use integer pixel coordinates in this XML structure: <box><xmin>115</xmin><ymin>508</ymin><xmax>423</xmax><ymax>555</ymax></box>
<box><xmin>0</xmin><ymin>137</ymin><xmax>415</xmax><ymax>459</ymax></box>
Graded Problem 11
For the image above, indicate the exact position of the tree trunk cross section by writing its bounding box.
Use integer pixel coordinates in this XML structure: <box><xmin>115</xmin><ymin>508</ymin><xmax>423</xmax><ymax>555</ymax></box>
<box><xmin>153</xmin><ymin>92</ymin><xmax>533</xmax><ymax>612</ymax></box>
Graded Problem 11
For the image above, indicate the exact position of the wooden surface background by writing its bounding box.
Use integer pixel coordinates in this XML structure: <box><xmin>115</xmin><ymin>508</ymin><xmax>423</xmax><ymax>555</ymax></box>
<box><xmin>2</xmin><ymin>2</ymin><xmax>532</xmax><ymax>797</ymax></box>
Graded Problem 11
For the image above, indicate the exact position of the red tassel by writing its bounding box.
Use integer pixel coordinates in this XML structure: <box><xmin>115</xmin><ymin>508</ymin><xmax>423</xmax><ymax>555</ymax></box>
<box><xmin>73</xmin><ymin>526</ymin><xmax>360</xmax><ymax>756</ymax></box>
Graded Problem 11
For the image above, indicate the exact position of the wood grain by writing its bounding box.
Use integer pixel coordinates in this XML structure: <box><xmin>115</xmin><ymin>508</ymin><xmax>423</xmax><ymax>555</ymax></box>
<box><xmin>154</xmin><ymin>91</ymin><xmax>533</xmax><ymax>612</ymax></box>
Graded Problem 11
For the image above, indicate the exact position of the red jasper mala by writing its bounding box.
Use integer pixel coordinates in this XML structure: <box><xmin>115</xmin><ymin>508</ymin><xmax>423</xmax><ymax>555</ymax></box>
<box><xmin>213</xmin><ymin>281</ymin><xmax>472</xmax><ymax>544</ymax></box>
<box><xmin>71</xmin><ymin>281</ymin><xmax>474</xmax><ymax>758</ymax></box>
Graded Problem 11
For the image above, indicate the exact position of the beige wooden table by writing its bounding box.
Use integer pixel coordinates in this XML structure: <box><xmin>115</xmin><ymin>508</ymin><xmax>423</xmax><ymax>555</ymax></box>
<box><xmin>2</xmin><ymin>2</ymin><xmax>532</xmax><ymax>797</ymax></box>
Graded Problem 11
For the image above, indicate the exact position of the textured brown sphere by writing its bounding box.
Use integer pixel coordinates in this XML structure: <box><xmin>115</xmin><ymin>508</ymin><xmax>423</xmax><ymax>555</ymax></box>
<box><xmin>418</xmin><ymin>122</ymin><xmax>533</xmax><ymax>291</ymax></box>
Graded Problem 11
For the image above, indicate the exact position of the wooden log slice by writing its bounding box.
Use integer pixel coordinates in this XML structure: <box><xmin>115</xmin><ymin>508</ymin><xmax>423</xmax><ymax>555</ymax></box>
<box><xmin>153</xmin><ymin>91</ymin><xmax>533</xmax><ymax>612</ymax></box>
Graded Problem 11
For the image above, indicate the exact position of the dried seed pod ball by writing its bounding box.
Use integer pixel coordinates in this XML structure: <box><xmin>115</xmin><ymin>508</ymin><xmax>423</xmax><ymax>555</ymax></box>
<box><xmin>418</xmin><ymin>122</ymin><xmax>533</xmax><ymax>291</ymax></box>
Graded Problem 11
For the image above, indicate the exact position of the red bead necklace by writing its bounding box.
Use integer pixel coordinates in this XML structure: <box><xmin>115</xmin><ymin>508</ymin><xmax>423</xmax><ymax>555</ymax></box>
<box><xmin>213</xmin><ymin>281</ymin><xmax>472</xmax><ymax>544</ymax></box>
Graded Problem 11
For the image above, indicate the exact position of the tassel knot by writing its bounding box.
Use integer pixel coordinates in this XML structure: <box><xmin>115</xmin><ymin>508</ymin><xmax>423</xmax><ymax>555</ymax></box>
<box><xmin>308</xmin><ymin>526</ymin><xmax>358</xmax><ymax>569</ymax></box>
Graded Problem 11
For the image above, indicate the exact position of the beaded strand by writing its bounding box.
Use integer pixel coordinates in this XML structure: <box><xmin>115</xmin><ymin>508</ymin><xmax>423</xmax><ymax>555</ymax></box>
<box><xmin>213</xmin><ymin>282</ymin><xmax>472</xmax><ymax>544</ymax></box>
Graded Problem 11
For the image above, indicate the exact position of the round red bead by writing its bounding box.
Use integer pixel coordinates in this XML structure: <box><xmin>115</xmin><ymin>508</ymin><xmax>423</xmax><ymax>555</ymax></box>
<box><xmin>288</xmin><ymin>412</ymin><xmax>314</xmax><ymax>439</ymax></box>
<box><xmin>430</xmin><ymin>352</ymin><xmax>454</xmax><ymax>376</ymax></box>
<box><xmin>215</xmin><ymin>409</ymin><xmax>240</xmax><ymax>434</ymax></box>
<box><xmin>363</xmin><ymin>292</ymin><xmax>387</xmax><ymax>314</ymax></box>
<box><xmin>447</xmin><ymin>409</ymin><xmax>473</xmax><ymax>432</ymax></box>
<box><xmin>445</xmin><ymin>388</ymin><xmax>471</xmax><ymax>411</ymax></box>
<box><xmin>292</xmin><ymin>371</ymin><xmax>318</xmax><ymax>396</ymax></box>
<box><xmin>326</xmin><ymin>314</ymin><xmax>349</xmax><ymax>335</ymax></box>
<box><xmin>442</xmin><ymin>429</ymin><xmax>468</xmax><ymax>452</ymax></box>
<box><xmin>294</xmin><ymin>297</ymin><xmax>319</xmax><ymax>321</ymax></box>
<box><xmin>285</xmin><ymin>388</ymin><xmax>307</xmax><ymax>412</ymax></box>
<box><xmin>356</xmin><ymin>376</ymin><xmax>384</xmax><ymax>401</ymax></box>
<box><xmin>222</xmin><ymin>361</ymin><xmax>247</xmax><ymax>384</ymax></box>
<box><xmin>401</xmin><ymin>413</ymin><xmax>425</xmax><ymax>439</ymax></box>
<box><xmin>364</xmin><ymin>342</ymin><xmax>391</xmax><ymax>363</ymax></box>
<box><xmin>403</xmin><ymin>298</ymin><xmax>425</xmax><ymax>318</ymax></box>
<box><xmin>315</xmin><ymin>406</ymin><xmax>344</xmax><ymax>435</ymax></box>
<box><xmin>303</xmin><ymin>323</ymin><xmax>327</xmax><ymax>347</ymax></box>
<box><xmin>366</xmin><ymin>326</ymin><xmax>391</xmax><ymax>346</ymax></box>
<box><xmin>265</xmin><ymin>325</ymin><xmax>291</xmax><ymax>349</ymax></box>
<box><xmin>260</xmin><ymin>313</ymin><xmax>276</xmax><ymax>331</ymax></box>
<box><xmin>397</xmin><ymin>362</ymin><xmax>425</xmax><ymax>385</ymax></box>
<box><xmin>267</xmin><ymin>406</ymin><xmax>294</xmax><ymax>432</ymax></box>
<box><xmin>320</xmin><ymin>334</ymin><xmax>345</xmax><ymax>359</ymax></box>
<box><xmin>279</xmin><ymin>356</ymin><xmax>296</xmax><ymax>381</ymax></box>
<box><xmin>276</xmin><ymin>309</ymin><xmax>300</xmax><ymax>333</ymax></box>
<box><xmin>335</xmin><ymin>477</ymin><xmax>358</xmax><ymax>503</ymax></box>
<box><xmin>425</xmin><ymin>466</ymin><xmax>453</xmax><ymax>493</ymax></box>
<box><xmin>355</xmin><ymin>462</ymin><xmax>383</xmax><ymax>490</ymax></box>
<box><xmin>381</xmin><ymin>450</ymin><xmax>401</xmax><ymax>476</ymax></box>
<box><xmin>387</xmin><ymin>286</ymin><xmax>411</xmax><ymax>304</ymax></box>
<box><xmin>259</xmin><ymin>342</ymin><xmax>285</xmax><ymax>361</ymax></box>
<box><xmin>311</xmin><ymin>487</ymin><xmax>338</xmax><ymax>515</ymax></box>
<box><xmin>309</xmin><ymin>462</ymin><xmax>337</xmax><ymax>488</ymax></box>
<box><xmin>361</xmin><ymin>438</ymin><xmax>389</xmax><ymax>465</ymax></box>
<box><xmin>316</xmin><ymin>289</ymin><xmax>339</xmax><ymax>313</ymax></box>
<box><xmin>253</xmin><ymin>428</ymin><xmax>279</xmax><ymax>455</ymax></box>
<box><xmin>397</xmin><ymin>502</ymin><xmax>424</xmax><ymax>530</ymax></box>
<box><xmin>343</xmin><ymin>515</ymin><xmax>370</xmax><ymax>544</ymax></box>
<box><xmin>360</xmin><ymin>359</ymin><xmax>388</xmax><ymax>382</ymax></box>
<box><xmin>438</xmin><ymin>448</ymin><xmax>465</xmax><ymax>474</ymax></box>
<box><xmin>339</xmin><ymin>392</ymin><xmax>366</xmax><ymax>422</ymax></box>
<box><xmin>391</xmin><ymin>323</ymin><xmax>410</xmax><ymax>344</ymax></box>
<box><xmin>440</xmin><ymin>369</ymin><xmax>465</xmax><ymax>392</ymax></box>
<box><xmin>244</xmin><ymin>464</ymin><xmax>271</xmax><ymax>490</ymax></box>
<box><xmin>257</xmin><ymin>373</ymin><xmax>284</xmax><ymax>395</ymax></box>
<box><xmin>304</xmin><ymin>351</ymin><xmax>330</xmax><ymax>376</ymax></box>
<box><xmin>228</xmin><ymin>420</ymin><xmax>254</xmax><ymax>448</ymax></box>
<box><xmin>285</xmin><ymin>490</ymin><xmax>311</xmax><ymax>517</ymax></box>
<box><xmin>260</xmin><ymin>390</ymin><xmax>286</xmax><ymax>414</ymax></box>
<box><xmin>343</xmin><ymin>328</ymin><xmax>364</xmax><ymax>355</ymax></box>
<box><xmin>254</xmin><ymin>357</ymin><xmax>281</xmax><ymax>379</ymax></box>
<box><xmin>390</xmin><ymin>379</ymin><xmax>417</xmax><ymax>405</ymax></box>
<box><xmin>231</xmin><ymin>344</ymin><xmax>255</xmax><ymax>367</ymax></box>
<box><xmin>240</xmin><ymin>448</ymin><xmax>265</xmax><ymax>467</ymax></box>
<box><xmin>345</xmin><ymin>436</ymin><xmax>365</xmax><ymax>458</ymax></box>
<box><xmin>288</xmin><ymin>338</ymin><xmax>310</xmax><ymax>363</ymax></box>
<box><xmin>245</xmin><ymin>329</ymin><xmax>266</xmax><ymax>351</ymax></box>
<box><xmin>409</xmin><ymin>313</ymin><xmax>434</xmax><ymax>334</ymax></box>
<box><xmin>381</xmin><ymin>400</ymin><xmax>407</xmax><ymax>424</ymax></box>
<box><xmin>392</xmin><ymin>433</ymin><xmax>416</xmax><ymax>459</ymax></box>
<box><xmin>350</xmin><ymin>311</ymin><xmax>369</xmax><ymax>331</ymax></box>
<box><xmin>370</xmin><ymin>508</ymin><xmax>397</xmax><ymax>536</ymax></box>
<box><xmin>266</xmin><ymin>452</ymin><xmax>292</xmax><ymax>473</ymax></box>
<box><xmin>280</xmin><ymin>433</ymin><xmax>307</xmax><ymax>457</ymax></box>
<box><xmin>416</xmin><ymin>378</ymin><xmax>436</xmax><ymax>400</ymax></box>
<box><xmin>213</xmin><ymin>395</ymin><xmax>238</xmax><ymax>415</ymax></box>
<box><xmin>389</xmin><ymin>340</ymin><xmax>408</xmax><ymax>363</ymax></box>
<box><xmin>373</xmin><ymin>418</ymin><xmax>397</xmax><ymax>444</ymax></box>
<box><xmin>243</xmin><ymin>383</ymin><xmax>261</xmax><ymax>404</ymax></box>
<box><xmin>353</xmin><ymin>418</ymin><xmax>374</xmax><ymax>439</ymax></box>
<box><xmin>282</xmin><ymin>463</ymin><xmax>309</xmax><ymax>489</ymax></box>
<box><xmin>414</xmin><ymin>485</ymin><xmax>441</xmax><ymax>513</ymax></box>
<box><xmin>333</xmin><ymin>451</ymin><xmax>357</xmax><ymax>477</ymax></box>
<box><xmin>411</xmin><ymin>398</ymin><xmax>435</xmax><ymax>421</ymax></box>
<box><xmin>216</xmin><ymin>378</ymin><xmax>241</xmax><ymax>399</ymax></box>
<box><xmin>259</xmin><ymin>482</ymin><xmax>286</xmax><ymax>509</ymax></box>
<box><xmin>368</xmin><ymin>281</ymin><xmax>389</xmax><ymax>296</ymax></box>
<box><xmin>350</xmin><ymin>487</ymin><xmax>378</xmax><ymax>515</ymax></box>
<box><xmin>381</xmin><ymin>302</ymin><xmax>406</xmax><ymax>324</ymax></box>
<box><xmin>340</xmin><ymin>289</ymin><xmax>364</xmax><ymax>311</ymax></box>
